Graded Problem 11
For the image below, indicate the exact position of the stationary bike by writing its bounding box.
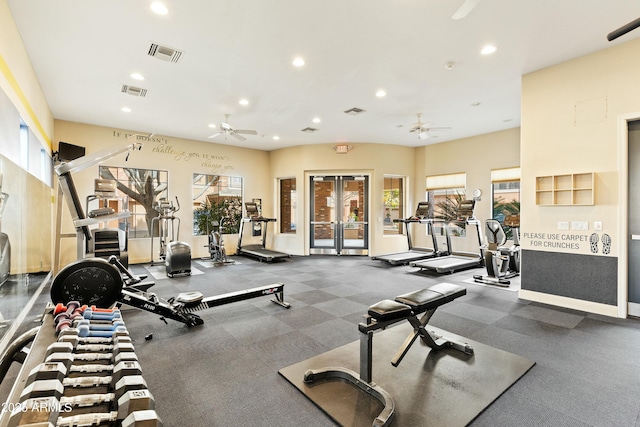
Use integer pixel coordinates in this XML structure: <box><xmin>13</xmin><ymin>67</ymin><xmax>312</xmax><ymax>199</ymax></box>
<box><xmin>473</xmin><ymin>214</ymin><xmax>520</xmax><ymax>287</ymax></box>
<box><xmin>207</xmin><ymin>218</ymin><xmax>232</xmax><ymax>265</ymax></box>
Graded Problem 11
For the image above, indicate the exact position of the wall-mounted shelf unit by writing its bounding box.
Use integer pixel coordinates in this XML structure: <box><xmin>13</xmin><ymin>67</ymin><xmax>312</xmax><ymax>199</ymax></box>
<box><xmin>535</xmin><ymin>172</ymin><xmax>594</xmax><ymax>205</ymax></box>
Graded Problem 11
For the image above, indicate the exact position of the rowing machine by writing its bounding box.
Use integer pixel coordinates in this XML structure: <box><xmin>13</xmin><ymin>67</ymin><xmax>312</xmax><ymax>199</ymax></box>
<box><xmin>50</xmin><ymin>256</ymin><xmax>290</xmax><ymax>327</ymax></box>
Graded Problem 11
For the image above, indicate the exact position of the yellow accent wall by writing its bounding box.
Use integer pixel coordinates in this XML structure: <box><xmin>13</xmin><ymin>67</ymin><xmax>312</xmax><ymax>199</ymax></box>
<box><xmin>0</xmin><ymin>0</ymin><xmax>53</xmax><ymax>149</ymax></box>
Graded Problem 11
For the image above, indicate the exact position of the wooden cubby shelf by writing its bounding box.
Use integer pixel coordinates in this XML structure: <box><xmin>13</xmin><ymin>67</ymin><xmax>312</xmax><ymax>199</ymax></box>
<box><xmin>535</xmin><ymin>172</ymin><xmax>594</xmax><ymax>205</ymax></box>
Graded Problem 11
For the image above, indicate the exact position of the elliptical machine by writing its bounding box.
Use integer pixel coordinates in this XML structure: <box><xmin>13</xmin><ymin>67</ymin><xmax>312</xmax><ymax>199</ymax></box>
<box><xmin>150</xmin><ymin>196</ymin><xmax>191</xmax><ymax>277</ymax></box>
<box><xmin>473</xmin><ymin>214</ymin><xmax>520</xmax><ymax>287</ymax></box>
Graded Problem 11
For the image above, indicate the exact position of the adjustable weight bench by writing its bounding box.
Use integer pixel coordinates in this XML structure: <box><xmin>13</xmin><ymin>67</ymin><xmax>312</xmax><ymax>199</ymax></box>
<box><xmin>304</xmin><ymin>282</ymin><xmax>472</xmax><ymax>427</ymax></box>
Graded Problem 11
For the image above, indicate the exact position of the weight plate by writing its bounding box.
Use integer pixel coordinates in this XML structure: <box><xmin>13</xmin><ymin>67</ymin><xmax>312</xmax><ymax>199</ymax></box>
<box><xmin>51</xmin><ymin>258</ymin><xmax>123</xmax><ymax>308</ymax></box>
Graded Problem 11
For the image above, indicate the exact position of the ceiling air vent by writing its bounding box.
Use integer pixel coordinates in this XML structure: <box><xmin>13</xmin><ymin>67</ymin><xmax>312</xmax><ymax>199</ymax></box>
<box><xmin>148</xmin><ymin>43</ymin><xmax>183</xmax><ymax>63</ymax></box>
<box><xmin>344</xmin><ymin>107</ymin><xmax>366</xmax><ymax>115</ymax></box>
<box><xmin>121</xmin><ymin>85</ymin><xmax>148</xmax><ymax>97</ymax></box>
<box><xmin>301</xmin><ymin>127</ymin><xmax>319</xmax><ymax>133</ymax></box>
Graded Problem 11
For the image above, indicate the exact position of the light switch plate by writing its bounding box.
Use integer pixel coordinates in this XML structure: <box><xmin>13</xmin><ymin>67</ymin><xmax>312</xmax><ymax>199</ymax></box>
<box><xmin>571</xmin><ymin>221</ymin><xmax>588</xmax><ymax>231</ymax></box>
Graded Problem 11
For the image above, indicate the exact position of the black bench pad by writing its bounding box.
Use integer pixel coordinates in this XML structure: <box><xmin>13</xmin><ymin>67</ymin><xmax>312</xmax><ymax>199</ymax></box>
<box><xmin>368</xmin><ymin>299</ymin><xmax>413</xmax><ymax>321</ymax></box>
<box><xmin>395</xmin><ymin>283</ymin><xmax>466</xmax><ymax>313</ymax></box>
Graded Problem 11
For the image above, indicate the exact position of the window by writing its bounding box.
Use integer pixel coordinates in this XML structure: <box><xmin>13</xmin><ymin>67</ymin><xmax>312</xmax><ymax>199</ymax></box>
<box><xmin>426</xmin><ymin>173</ymin><xmax>466</xmax><ymax>237</ymax></box>
<box><xmin>19</xmin><ymin>118</ymin><xmax>52</xmax><ymax>186</ymax></box>
<box><xmin>279</xmin><ymin>178</ymin><xmax>296</xmax><ymax>233</ymax></box>
<box><xmin>491</xmin><ymin>168</ymin><xmax>520</xmax><ymax>239</ymax></box>
<box><xmin>19</xmin><ymin>119</ymin><xmax>29</xmax><ymax>170</ymax></box>
<box><xmin>192</xmin><ymin>174</ymin><xmax>243</xmax><ymax>235</ymax></box>
<box><xmin>383</xmin><ymin>176</ymin><xmax>404</xmax><ymax>235</ymax></box>
<box><xmin>98</xmin><ymin>166</ymin><xmax>168</xmax><ymax>238</ymax></box>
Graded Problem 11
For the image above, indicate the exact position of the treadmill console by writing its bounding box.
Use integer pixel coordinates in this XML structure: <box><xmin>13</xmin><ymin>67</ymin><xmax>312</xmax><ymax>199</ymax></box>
<box><xmin>245</xmin><ymin>202</ymin><xmax>262</xmax><ymax>219</ymax></box>
<box><xmin>415</xmin><ymin>202</ymin><xmax>430</xmax><ymax>219</ymax></box>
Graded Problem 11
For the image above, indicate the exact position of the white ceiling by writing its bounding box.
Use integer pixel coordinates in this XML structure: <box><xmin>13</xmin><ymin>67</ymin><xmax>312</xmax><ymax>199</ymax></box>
<box><xmin>7</xmin><ymin>0</ymin><xmax>640</xmax><ymax>151</ymax></box>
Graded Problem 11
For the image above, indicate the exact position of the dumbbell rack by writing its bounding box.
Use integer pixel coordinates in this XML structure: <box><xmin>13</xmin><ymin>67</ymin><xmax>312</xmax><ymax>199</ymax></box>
<box><xmin>0</xmin><ymin>305</ymin><xmax>162</xmax><ymax>426</ymax></box>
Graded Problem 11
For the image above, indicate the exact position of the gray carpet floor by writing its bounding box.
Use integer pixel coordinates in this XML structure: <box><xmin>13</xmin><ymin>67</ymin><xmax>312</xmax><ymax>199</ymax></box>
<box><xmin>3</xmin><ymin>255</ymin><xmax>640</xmax><ymax>426</ymax></box>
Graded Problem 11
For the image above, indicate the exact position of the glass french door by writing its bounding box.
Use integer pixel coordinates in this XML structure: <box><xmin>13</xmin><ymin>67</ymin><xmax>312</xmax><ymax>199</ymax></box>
<box><xmin>309</xmin><ymin>175</ymin><xmax>369</xmax><ymax>255</ymax></box>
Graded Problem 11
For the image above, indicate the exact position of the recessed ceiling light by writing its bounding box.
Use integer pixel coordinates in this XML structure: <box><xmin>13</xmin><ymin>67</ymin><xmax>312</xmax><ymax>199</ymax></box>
<box><xmin>375</xmin><ymin>89</ymin><xmax>386</xmax><ymax>98</ymax></box>
<box><xmin>239</xmin><ymin>98</ymin><xmax>249</xmax><ymax>106</ymax></box>
<box><xmin>312</xmin><ymin>117</ymin><xmax>321</xmax><ymax>124</ymax></box>
<box><xmin>130</xmin><ymin>73</ymin><xmax>145</xmax><ymax>81</ymax></box>
<box><xmin>273</xmin><ymin>135</ymin><xmax>280</xmax><ymax>140</ymax></box>
<box><xmin>292</xmin><ymin>57</ymin><xmax>305</xmax><ymax>67</ymax></box>
<box><xmin>481</xmin><ymin>45</ymin><xmax>497</xmax><ymax>55</ymax></box>
<box><xmin>208</xmin><ymin>123</ymin><xmax>216</xmax><ymax>128</ymax></box>
<box><xmin>121</xmin><ymin>107</ymin><xmax>132</xmax><ymax>113</ymax></box>
<box><xmin>150</xmin><ymin>2</ymin><xmax>168</xmax><ymax>15</ymax></box>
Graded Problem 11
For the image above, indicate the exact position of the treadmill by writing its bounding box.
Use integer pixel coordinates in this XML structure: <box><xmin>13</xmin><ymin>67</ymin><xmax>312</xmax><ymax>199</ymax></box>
<box><xmin>372</xmin><ymin>202</ymin><xmax>443</xmax><ymax>265</ymax></box>
<box><xmin>236</xmin><ymin>202</ymin><xmax>291</xmax><ymax>262</ymax></box>
<box><xmin>410</xmin><ymin>199</ymin><xmax>484</xmax><ymax>274</ymax></box>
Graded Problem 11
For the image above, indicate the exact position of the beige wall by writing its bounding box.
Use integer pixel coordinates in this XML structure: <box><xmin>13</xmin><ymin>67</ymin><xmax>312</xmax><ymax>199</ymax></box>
<box><xmin>0</xmin><ymin>0</ymin><xmax>54</xmax><ymax>275</ymax></box>
<box><xmin>414</xmin><ymin>128</ymin><xmax>521</xmax><ymax>253</ymax></box>
<box><xmin>269</xmin><ymin>133</ymin><xmax>520</xmax><ymax>257</ymax></box>
<box><xmin>54</xmin><ymin>120</ymin><xmax>271</xmax><ymax>266</ymax></box>
<box><xmin>270</xmin><ymin>143</ymin><xmax>417</xmax><ymax>256</ymax></box>
<box><xmin>521</xmin><ymin>37</ymin><xmax>640</xmax><ymax>316</ymax></box>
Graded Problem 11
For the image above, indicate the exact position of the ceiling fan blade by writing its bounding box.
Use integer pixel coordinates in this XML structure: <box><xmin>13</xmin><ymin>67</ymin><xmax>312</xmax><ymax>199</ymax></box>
<box><xmin>608</xmin><ymin>16</ymin><xmax>640</xmax><ymax>41</ymax></box>
<box><xmin>208</xmin><ymin>132</ymin><xmax>221</xmax><ymax>139</ymax></box>
<box><xmin>231</xmin><ymin>133</ymin><xmax>246</xmax><ymax>141</ymax></box>
<box><xmin>235</xmin><ymin>129</ymin><xmax>257</xmax><ymax>135</ymax></box>
<box><xmin>452</xmin><ymin>0</ymin><xmax>480</xmax><ymax>20</ymax></box>
<box><xmin>426</xmin><ymin>127</ymin><xmax>453</xmax><ymax>131</ymax></box>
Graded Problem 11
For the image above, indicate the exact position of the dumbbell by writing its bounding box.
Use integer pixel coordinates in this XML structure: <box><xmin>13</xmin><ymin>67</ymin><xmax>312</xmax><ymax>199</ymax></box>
<box><xmin>89</xmin><ymin>305</ymin><xmax>119</xmax><ymax>313</ymax></box>
<box><xmin>79</xmin><ymin>325</ymin><xmax>128</xmax><ymax>339</ymax></box>
<box><xmin>82</xmin><ymin>308</ymin><xmax>122</xmax><ymax>321</ymax></box>
<box><xmin>20</xmin><ymin>368</ymin><xmax>147</xmax><ymax>403</ymax></box>
<box><xmin>9</xmin><ymin>389</ymin><xmax>160</xmax><ymax>427</ymax></box>
<box><xmin>45</xmin><ymin>340</ymin><xmax>135</xmax><ymax>357</ymax></box>
<box><xmin>75</xmin><ymin>319</ymin><xmax>125</xmax><ymax>331</ymax></box>
<box><xmin>59</xmin><ymin>329</ymin><xmax>131</xmax><ymax>346</ymax></box>
<box><xmin>70</xmin><ymin>360</ymin><xmax>142</xmax><ymax>383</ymax></box>
<box><xmin>53</xmin><ymin>302</ymin><xmax>86</xmax><ymax>335</ymax></box>
<box><xmin>52</xmin><ymin>301</ymin><xmax>83</xmax><ymax>317</ymax></box>
<box><xmin>45</xmin><ymin>345</ymin><xmax>137</xmax><ymax>370</ymax></box>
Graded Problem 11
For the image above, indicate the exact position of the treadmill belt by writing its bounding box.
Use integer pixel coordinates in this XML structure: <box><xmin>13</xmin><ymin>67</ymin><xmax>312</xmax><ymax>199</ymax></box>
<box><xmin>412</xmin><ymin>255</ymin><xmax>480</xmax><ymax>273</ymax></box>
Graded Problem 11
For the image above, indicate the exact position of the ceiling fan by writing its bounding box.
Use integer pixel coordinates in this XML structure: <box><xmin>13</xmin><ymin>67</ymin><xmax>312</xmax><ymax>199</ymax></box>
<box><xmin>452</xmin><ymin>0</ymin><xmax>481</xmax><ymax>20</ymax></box>
<box><xmin>409</xmin><ymin>114</ymin><xmax>452</xmax><ymax>140</ymax></box>
<box><xmin>207</xmin><ymin>114</ymin><xmax>257</xmax><ymax>141</ymax></box>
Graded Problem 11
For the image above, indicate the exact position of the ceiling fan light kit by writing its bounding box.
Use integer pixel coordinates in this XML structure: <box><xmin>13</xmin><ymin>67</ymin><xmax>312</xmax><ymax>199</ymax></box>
<box><xmin>207</xmin><ymin>114</ymin><xmax>257</xmax><ymax>141</ymax></box>
<box><xmin>409</xmin><ymin>113</ymin><xmax>452</xmax><ymax>140</ymax></box>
